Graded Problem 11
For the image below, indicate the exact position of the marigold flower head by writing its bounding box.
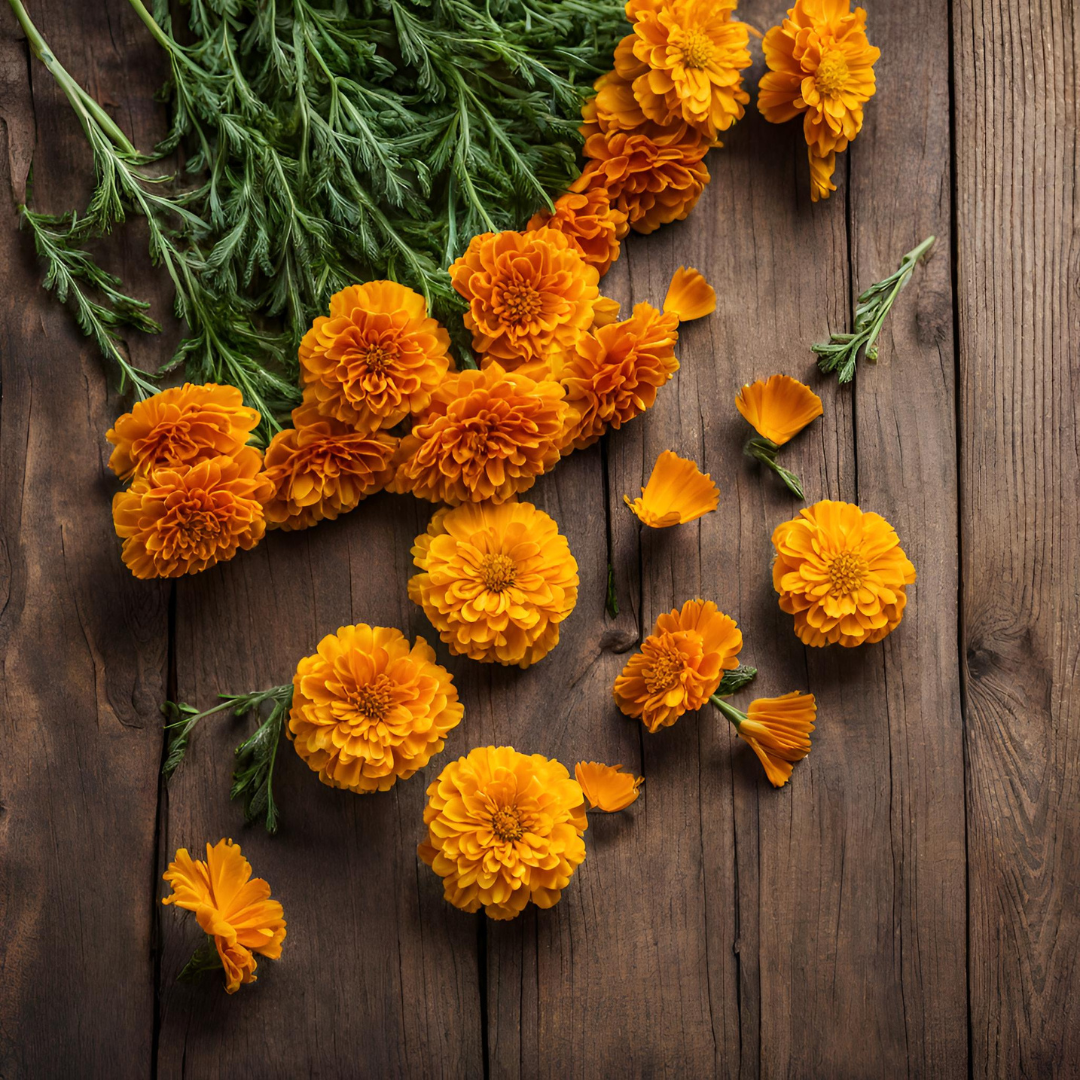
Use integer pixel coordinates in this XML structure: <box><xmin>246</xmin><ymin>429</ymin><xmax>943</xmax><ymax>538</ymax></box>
<box><xmin>393</xmin><ymin>363</ymin><xmax>568</xmax><ymax>505</ymax></box>
<box><xmin>527</xmin><ymin>185</ymin><xmax>628</xmax><ymax>277</ymax></box>
<box><xmin>419</xmin><ymin>745</ymin><xmax>588</xmax><ymax>920</ymax></box>
<box><xmin>619</xmin><ymin>0</ymin><xmax>752</xmax><ymax>138</ymax></box>
<box><xmin>449</xmin><ymin>229</ymin><xmax>600</xmax><ymax>369</ymax></box>
<box><xmin>162</xmin><ymin>839</ymin><xmax>286</xmax><ymax>994</ymax></box>
<box><xmin>112</xmin><ymin>450</ymin><xmax>272</xmax><ymax>579</ymax></box>
<box><xmin>289</xmin><ymin>624</ymin><xmax>463</xmax><ymax>793</ymax></box>
<box><xmin>736</xmin><ymin>374</ymin><xmax>823</xmax><ymax>446</ymax></box>
<box><xmin>758</xmin><ymin>0</ymin><xmax>880</xmax><ymax>200</ymax></box>
<box><xmin>560</xmin><ymin>302</ymin><xmax>679</xmax><ymax>452</ymax></box>
<box><xmin>614</xmin><ymin>599</ymin><xmax>742</xmax><ymax>732</ymax></box>
<box><xmin>106</xmin><ymin>382</ymin><xmax>260</xmax><ymax>481</ymax></box>
<box><xmin>409</xmin><ymin>500</ymin><xmax>579</xmax><ymax>668</ymax></box>
<box><xmin>299</xmin><ymin>281</ymin><xmax>452</xmax><ymax>432</ymax></box>
<box><xmin>575</xmin><ymin>761</ymin><xmax>643</xmax><ymax>811</ymax></box>
<box><xmin>737</xmin><ymin>692</ymin><xmax>816</xmax><ymax>787</ymax></box>
<box><xmin>663</xmin><ymin>266</ymin><xmax>716</xmax><ymax>322</ymax></box>
<box><xmin>624</xmin><ymin>450</ymin><xmax>719</xmax><ymax>527</ymax></box>
<box><xmin>772</xmin><ymin>500</ymin><xmax>916</xmax><ymax>647</ymax></box>
<box><xmin>262</xmin><ymin>404</ymin><xmax>397</xmax><ymax>531</ymax></box>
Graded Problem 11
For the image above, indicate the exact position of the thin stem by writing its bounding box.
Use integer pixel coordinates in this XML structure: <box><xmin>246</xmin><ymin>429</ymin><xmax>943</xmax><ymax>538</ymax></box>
<box><xmin>709</xmin><ymin>695</ymin><xmax>747</xmax><ymax>729</ymax></box>
<box><xmin>743</xmin><ymin>437</ymin><xmax>805</xmax><ymax>500</ymax></box>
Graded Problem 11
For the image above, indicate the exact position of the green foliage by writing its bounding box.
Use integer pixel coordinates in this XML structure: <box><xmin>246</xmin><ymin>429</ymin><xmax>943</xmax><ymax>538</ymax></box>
<box><xmin>177</xmin><ymin>937</ymin><xmax>223</xmax><ymax>982</ymax></box>
<box><xmin>715</xmin><ymin>665</ymin><xmax>758</xmax><ymax>699</ymax></box>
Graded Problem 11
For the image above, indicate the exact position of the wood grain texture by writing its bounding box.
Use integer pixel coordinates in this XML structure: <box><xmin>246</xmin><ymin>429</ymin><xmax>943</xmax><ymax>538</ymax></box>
<box><xmin>954</xmin><ymin>1</ymin><xmax>1080</xmax><ymax>1076</ymax></box>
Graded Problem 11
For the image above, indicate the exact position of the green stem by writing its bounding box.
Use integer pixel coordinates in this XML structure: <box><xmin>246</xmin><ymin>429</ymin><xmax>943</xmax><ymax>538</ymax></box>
<box><xmin>709</xmin><ymin>695</ymin><xmax>747</xmax><ymax>729</ymax></box>
<box><xmin>743</xmin><ymin>437</ymin><xmax>805</xmax><ymax>500</ymax></box>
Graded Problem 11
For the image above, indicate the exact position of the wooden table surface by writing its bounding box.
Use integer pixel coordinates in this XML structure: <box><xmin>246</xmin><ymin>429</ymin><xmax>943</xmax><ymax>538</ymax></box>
<box><xmin>1</xmin><ymin>1</ymin><xmax>1077</xmax><ymax>1077</ymax></box>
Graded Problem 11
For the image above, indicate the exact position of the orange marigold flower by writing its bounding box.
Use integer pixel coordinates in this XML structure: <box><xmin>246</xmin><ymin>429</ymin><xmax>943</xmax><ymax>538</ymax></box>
<box><xmin>112</xmin><ymin>450</ymin><xmax>272</xmax><ymax>579</ymax></box>
<box><xmin>106</xmin><ymin>382</ymin><xmax>260</xmax><ymax>481</ymax></box>
<box><xmin>408</xmin><ymin>500</ymin><xmax>579</xmax><ymax>668</ymax></box>
<box><xmin>758</xmin><ymin>0</ymin><xmax>880</xmax><ymax>201</ymax></box>
<box><xmin>624</xmin><ymin>450</ymin><xmax>719</xmax><ymax>527</ymax></box>
<box><xmin>393</xmin><ymin>363</ymin><xmax>568</xmax><ymax>505</ymax></box>
<box><xmin>289</xmin><ymin>624</ymin><xmax>463</xmax><ymax>793</ymax></box>
<box><xmin>162</xmin><ymin>839</ymin><xmax>286</xmax><ymax>994</ymax></box>
<box><xmin>772</xmin><ymin>500</ymin><xmax>916</xmax><ymax>647</ymax></box>
<box><xmin>586</xmin><ymin>68</ymin><xmax>647</xmax><ymax>133</ymax></box>
<box><xmin>619</xmin><ymin>0</ymin><xmax>752</xmax><ymax>139</ymax></box>
<box><xmin>575</xmin><ymin>761</ymin><xmax>643</xmax><ymax>811</ymax></box>
<box><xmin>714</xmin><ymin>692</ymin><xmax>816</xmax><ymax>787</ymax></box>
<box><xmin>614</xmin><ymin>599</ymin><xmax>742</xmax><ymax>732</ymax></box>
<box><xmin>736</xmin><ymin>374</ymin><xmax>823</xmax><ymax>445</ymax></box>
<box><xmin>663</xmin><ymin>266</ymin><xmax>716</xmax><ymax>321</ymax></box>
<box><xmin>449</xmin><ymin>229</ymin><xmax>600</xmax><ymax>369</ymax></box>
<box><xmin>262</xmin><ymin>404</ymin><xmax>397</xmax><ymax>531</ymax></box>
<box><xmin>299</xmin><ymin>281</ymin><xmax>452</xmax><ymax>432</ymax></box>
<box><xmin>527</xmin><ymin>184</ymin><xmax>628</xmax><ymax>276</ymax></box>
<box><xmin>560</xmin><ymin>302</ymin><xmax>679</xmax><ymax>452</ymax></box>
<box><xmin>419</xmin><ymin>745</ymin><xmax>588</xmax><ymax>920</ymax></box>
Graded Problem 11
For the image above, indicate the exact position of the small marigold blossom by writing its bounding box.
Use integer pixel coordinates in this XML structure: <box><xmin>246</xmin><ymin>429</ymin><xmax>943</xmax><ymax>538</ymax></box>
<box><xmin>575</xmin><ymin>761</ymin><xmax>643</xmax><ymax>811</ymax></box>
<box><xmin>735</xmin><ymin>375</ymin><xmax>823</xmax><ymax>446</ymax></box>
<box><xmin>624</xmin><ymin>450</ymin><xmax>719</xmax><ymax>528</ymax></box>
<box><xmin>527</xmin><ymin>185</ymin><xmax>628</xmax><ymax>277</ymax></box>
<box><xmin>663</xmin><ymin>266</ymin><xmax>716</xmax><ymax>321</ymax></box>
<box><xmin>713</xmin><ymin>692</ymin><xmax>816</xmax><ymax>788</ymax></box>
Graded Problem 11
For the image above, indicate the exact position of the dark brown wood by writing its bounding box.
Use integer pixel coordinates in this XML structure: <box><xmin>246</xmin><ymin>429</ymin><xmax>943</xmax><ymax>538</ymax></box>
<box><xmin>954</xmin><ymin>2</ymin><xmax>1080</xmax><ymax>1077</ymax></box>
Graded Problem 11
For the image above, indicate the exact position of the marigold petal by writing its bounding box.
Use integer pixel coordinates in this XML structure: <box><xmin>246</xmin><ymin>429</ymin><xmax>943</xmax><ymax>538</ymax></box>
<box><xmin>662</xmin><ymin>266</ymin><xmax>717</xmax><ymax>321</ymax></box>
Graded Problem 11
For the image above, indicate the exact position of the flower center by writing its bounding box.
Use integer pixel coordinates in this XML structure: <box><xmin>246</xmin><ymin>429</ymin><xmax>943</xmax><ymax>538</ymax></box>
<box><xmin>815</xmin><ymin>50</ymin><xmax>850</xmax><ymax>95</ymax></box>
<box><xmin>491</xmin><ymin>806</ymin><xmax>524</xmax><ymax>842</ymax></box>
<box><xmin>828</xmin><ymin>551</ymin><xmax>867</xmax><ymax>596</ymax></box>
<box><xmin>499</xmin><ymin>284</ymin><xmax>542</xmax><ymax>323</ymax></box>
<box><xmin>681</xmin><ymin>30</ymin><xmax>714</xmax><ymax>70</ymax></box>
<box><xmin>351</xmin><ymin>677</ymin><xmax>393</xmax><ymax>721</ymax></box>
<box><xmin>645</xmin><ymin>640</ymin><xmax>687</xmax><ymax>694</ymax></box>
<box><xmin>362</xmin><ymin>344</ymin><xmax>395</xmax><ymax>372</ymax></box>
<box><xmin>480</xmin><ymin>552</ymin><xmax>517</xmax><ymax>592</ymax></box>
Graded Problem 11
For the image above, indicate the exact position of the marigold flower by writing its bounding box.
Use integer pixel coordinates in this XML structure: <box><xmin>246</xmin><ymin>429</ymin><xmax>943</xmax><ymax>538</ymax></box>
<box><xmin>614</xmin><ymin>599</ymin><xmax>742</xmax><ymax>732</ymax></box>
<box><xmin>772</xmin><ymin>500</ymin><xmax>916</xmax><ymax>647</ymax></box>
<box><xmin>713</xmin><ymin>691</ymin><xmax>816</xmax><ymax>787</ymax></box>
<box><xmin>449</xmin><ymin>229</ymin><xmax>600</xmax><ymax>369</ymax></box>
<box><xmin>560</xmin><ymin>302</ymin><xmax>679</xmax><ymax>452</ymax></box>
<box><xmin>393</xmin><ymin>363</ymin><xmax>568</xmax><ymax>505</ymax></box>
<box><xmin>619</xmin><ymin>0</ymin><xmax>752</xmax><ymax>138</ymax></box>
<box><xmin>663</xmin><ymin>266</ymin><xmax>716</xmax><ymax>322</ymax></box>
<box><xmin>262</xmin><ymin>404</ymin><xmax>397</xmax><ymax>531</ymax></box>
<box><xmin>586</xmin><ymin>68</ymin><xmax>647</xmax><ymax>132</ymax></box>
<box><xmin>418</xmin><ymin>745</ymin><xmax>588</xmax><ymax>920</ymax></box>
<box><xmin>527</xmin><ymin>185</ymin><xmax>628</xmax><ymax>276</ymax></box>
<box><xmin>106</xmin><ymin>382</ymin><xmax>260</xmax><ymax>481</ymax></box>
<box><xmin>408</xmin><ymin>500</ymin><xmax>579</xmax><ymax>668</ymax></box>
<box><xmin>758</xmin><ymin>0</ymin><xmax>880</xmax><ymax>201</ymax></box>
<box><xmin>736</xmin><ymin>374</ymin><xmax>823</xmax><ymax>446</ymax></box>
<box><xmin>162</xmin><ymin>839</ymin><xmax>286</xmax><ymax>994</ymax></box>
<box><xmin>575</xmin><ymin>761</ymin><xmax>643</xmax><ymax>811</ymax></box>
<box><xmin>112</xmin><ymin>450</ymin><xmax>272</xmax><ymax>579</ymax></box>
<box><xmin>289</xmin><ymin>624</ymin><xmax>463</xmax><ymax>793</ymax></box>
<box><xmin>299</xmin><ymin>281</ymin><xmax>452</xmax><ymax>432</ymax></box>
<box><xmin>624</xmin><ymin>450</ymin><xmax>719</xmax><ymax>528</ymax></box>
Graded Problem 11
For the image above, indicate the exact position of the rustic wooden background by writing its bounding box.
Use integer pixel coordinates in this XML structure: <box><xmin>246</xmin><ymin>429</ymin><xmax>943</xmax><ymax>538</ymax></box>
<box><xmin>1</xmin><ymin>0</ymin><xmax>1077</xmax><ymax>1077</ymax></box>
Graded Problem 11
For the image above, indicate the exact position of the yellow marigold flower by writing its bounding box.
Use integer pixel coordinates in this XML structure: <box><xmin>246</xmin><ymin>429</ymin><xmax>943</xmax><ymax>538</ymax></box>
<box><xmin>162</xmin><ymin>839</ymin><xmax>286</xmax><ymax>994</ymax></box>
<box><xmin>586</xmin><ymin>68</ymin><xmax>647</xmax><ymax>133</ymax></box>
<box><xmin>449</xmin><ymin>229</ymin><xmax>600</xmax><ymax>369</ymax></box>
<box><xmin>619</xmin><ymin>0</ymin><xmax>752</xmax><ymax>139</ymax></box>
<box><xmin>408</xmin><ymin>500</ymin><xmax>579</xmax><ymax>668</ymax></box>
<box><xmin>289</xmin><ymin>624</ymin><xmax>463</xmax><ymax>793</ymax></box>
<box><xmin>772</xmin><ymin>500</ymin><xmax>916</xmax><ymax>647</ymax></box>
<box><xmin>418</xmin><ymin>745</ymin><xmax>588</xmax><ymax>920</ymax></box>
<box><xmin>614</xmin><ymin>599</ymin><xmax>742</xmax><ymax>732</ymax></box>
<box><xmin>736</xmin><ymin>374</ymin><xmax>823</xmax><ymax>446</ymax></box>
<box><xmin>713</xmin><ymin>692</ymin><xmax>816</xmax><ymax>787</ymax></box>
<box><xmin>575</xmin><ymin>761</ymin><xmax>643</xmax><ymax>811</ymax></box>
<box><xmin>560</xmin><ymin>302</ymin><xmax>679</xmax><ymax>452</ymax></box>
<box><xmin>262</xmin><ymin>404</ymin><xmax>397</xmax><ymax>531</ymax></box>
<box><xmin>393</xmin><ymin>363</ymin><xmax>568</xmax><ymax>505</ymax></box>
<box><xmin>112</xmin><ymin>450</ymin><xmax>272</xmax><ymax>579</ymax></box>
<box><xmin>663</xmin><ymin>266</ymin><xmax>716</xmax><ymax>321</ymax></box>
<box><xmin>527</xmin><ymin>184</ymin><xmax>628</xmax><ymax>277</ymax></box>
<box><xmin>624</xmin><ymin>450</ymin><xmax>719</xmax><ymax>527</ymax></box>
<box><xmin>299</xmin><ymin>281</ymin><xmax>452</xmax><ymax>432</ymax></box>
<box><xmin>580</xmin><ymin>121</ymin><xmax>712</xmax><ymax>235</ymax></box>
<box><xmin>758</xmin><ymin>0</ymin><xmax>880</xmax><ymax>201</ymax></box>
<box><xmin>106</xmin><ymin>382</ymin><xmax>260</xmax><ymax>481</ymax></box>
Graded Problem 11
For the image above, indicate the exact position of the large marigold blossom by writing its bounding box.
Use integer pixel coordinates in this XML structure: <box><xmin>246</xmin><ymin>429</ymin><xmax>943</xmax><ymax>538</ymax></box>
<box><xmin>408</xmin><ymin>500</ymin><xmax>579</xmax><ymax>668</ymax></box>
<box><xmin>392</xmin><ymin>363</ymin><xmax>568</xmax><ymax>505</ymax></box>
<box><xmin>771</xmin><ymin>500</ymin><xmax>916</xmax><ymax>647</ymax></box>
<box><xmin>106</xmin><ymin>382</ymin><xmax>260</xmax><ymax>481</ymax></box>
<box><xmin>614</xmin><ymin>599</ymin><xmax>742</xmax><ymax>732</ymax></box>
<box><xmin>262</xmin><ymin>404</ymin><xmax>398</xmax><ymax>531</ymax></box>
<box><xmin>560</xmin><ymin>301</ymin><xmax>679</xmax><ymax>451</ymax></box>
<box><xmin>289</xmin><ymin>624</ymin><xmax>463</xmax><ymax>793</ymax></box>
<box><xmin>418</xmin><ymin>745</ymin><xmax>588</xmax><ymax>921</ymax></box>
<box><xmin>299</xmin><ymin>281</ymin><xmax>452</xmax><ymax>432</ymax></box>
<box><xmin>527</xmin><ymin>185</ymin><xmax>629</xmax><ymax>277</ymax></box>
<box><xmin>162</xmin><ymin>839</ymin><xmax>286</xmax><ymax>994</ymax></box>
<box><xmin>449</xmin><ymin>229</ymin><xmax>600</xmax><ymax>369</ymax></box>
<box><xmin>112</xmin><ymin>450</ymin><xmax>272</xmax><ymax>579</ymax></box>
<box><xmin>620</xmin><ymin>0</ymin><xmax>752</xmax><ymax>138</ymax></box>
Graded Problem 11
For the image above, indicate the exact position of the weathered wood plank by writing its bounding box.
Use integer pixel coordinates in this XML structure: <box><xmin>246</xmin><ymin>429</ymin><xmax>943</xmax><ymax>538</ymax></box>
<box><xmin>954</xmin><ymin>1</ymin><xmax>1080</xmax><ymax>1075</ymax></box>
